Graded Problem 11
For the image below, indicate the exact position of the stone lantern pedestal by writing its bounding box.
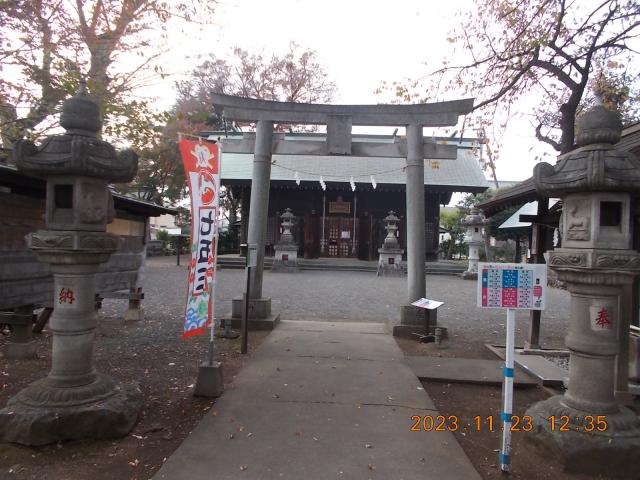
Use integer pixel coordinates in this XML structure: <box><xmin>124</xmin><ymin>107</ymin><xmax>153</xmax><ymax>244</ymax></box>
<box><xmin>272</xmin><ymin>208</ymin><xmax>299</xmax><ymax>273</ymax></box>
<box><xmin>377</xmin><ymin>211</ymin><xmax>404</xmax><ymax>276</ymax></box>
<box><xmin>525</xmin><ymin>105</ymin><xmax>640</xmax><ymax>476</ymax></box>
<box><xmin>461</xmin><ymin>208</ymin><xmax>486</xmax><ymax>280</ymax></box>
<box><xmin>0</xmin><ymin>84</ymin><xmax>143</xmax><ymax>445</ymax></box>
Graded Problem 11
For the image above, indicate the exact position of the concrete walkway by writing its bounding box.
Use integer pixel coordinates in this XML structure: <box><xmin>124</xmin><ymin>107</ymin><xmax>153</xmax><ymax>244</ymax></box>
<box><xmin>154</xmin><ymin>321</ymin><xmax>481</xmax><ymax>480</ymax></box>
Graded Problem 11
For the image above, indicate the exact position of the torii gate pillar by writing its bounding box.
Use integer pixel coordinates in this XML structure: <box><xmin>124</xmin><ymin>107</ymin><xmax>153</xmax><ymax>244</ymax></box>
<box><xmin>216</xmin><ymin>94</ymin><xmax>474</xmax><ymax>331</ymax></box>
<box><xmin>247</xmin><ymin>120</ymin><xmax>273</xmax><ymax>317</ymax></box>
<box><xmin>394</xmin><ymin>124</ymin><xmax>428</xmax><ymax>336</ymax></box>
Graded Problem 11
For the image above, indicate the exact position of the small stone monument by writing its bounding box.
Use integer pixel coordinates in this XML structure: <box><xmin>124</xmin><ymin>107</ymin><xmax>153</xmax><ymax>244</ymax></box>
<box><xmin>0</xmin><ymin>83</ymin><xmax>143</xmax><ymax>445</ymax></box>
<box><xmin>461</xmin><ymin>208</ymin><xmax>486</xmax><ymax>279</ymax></box>
<box><xmin>271</xmin><ymin>208</ymin><xmax>299</xmax><ymax>272</ymax></box>
<box><xmin>526</xmin><ymin>104</ymin><xmax>640</xmax><ymax>476</ymax></box>
<box><xmin>377</xmin><ymin>211</ymin><xmax>404</xmax><ymax>276</ymax></box>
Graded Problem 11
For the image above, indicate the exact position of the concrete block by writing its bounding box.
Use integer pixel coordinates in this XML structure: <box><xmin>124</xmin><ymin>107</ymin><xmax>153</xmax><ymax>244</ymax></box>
<box><xmin>226</xmin><ymin>312</ymin><xmax>281</xmax><ymax>331</ymax></box>
<box><xmin>399</xmin><ymin>304</ymin><xmax>437</xmax><ymax>327</ymax></box>
<box><xmin>193</xmin><ymin>361</ymin><xmax>224</xmax><ymax>398</ymax></box>
<box><xmin>232</xmin><ymin>297</ymin><xmax>271</xmax><ymax>319</ymax></box>
<box><xmin>124</xmin><ymin>307</ymin><xmax>144</xmax><ymax>322</ymax></box>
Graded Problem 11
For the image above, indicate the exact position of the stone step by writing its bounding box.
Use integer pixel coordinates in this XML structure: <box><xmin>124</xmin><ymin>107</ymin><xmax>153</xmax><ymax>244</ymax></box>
<box><xmin>217</xmin><ymin>257</ymin><xmax>466</xmax><ymax>275</ymax></box>
<box><xmin>405</xmin><ymin>356</ymin><xmax>538</xmax><ymax>387</ymax></box>
<box><xmin>514</xmin><ymin>353</ymin><xmax>568</xmax><ymax>387</ymax></box>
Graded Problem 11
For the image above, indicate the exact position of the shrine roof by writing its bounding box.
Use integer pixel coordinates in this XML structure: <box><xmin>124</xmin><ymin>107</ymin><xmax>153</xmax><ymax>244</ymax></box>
<box><xmin>206</xmin><ymin>133</ymin><xmax>490</xmax><ymax>193</ymax></box>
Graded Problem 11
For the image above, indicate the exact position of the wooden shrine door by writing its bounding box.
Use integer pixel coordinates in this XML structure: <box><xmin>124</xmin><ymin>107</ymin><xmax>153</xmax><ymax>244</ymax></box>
<box><xmin>303</xmin><ymin>214</ymin><xmax>319</xmax><ymax>258</ymax></box>
<box><xmin>325</xmin><ymin>216</ymin><xmax>357</xmax><ymax>257</ymax></box>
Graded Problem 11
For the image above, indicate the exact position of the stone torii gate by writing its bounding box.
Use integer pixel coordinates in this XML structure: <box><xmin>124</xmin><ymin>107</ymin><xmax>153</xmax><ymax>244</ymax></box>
<box><xmin>213</xmin><ymin>94</ymin><xmax>473</xmax><ymax>335</ymax></box>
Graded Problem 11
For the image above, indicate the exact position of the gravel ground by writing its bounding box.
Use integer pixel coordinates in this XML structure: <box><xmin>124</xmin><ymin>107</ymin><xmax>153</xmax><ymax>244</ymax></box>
<box><xmin>105</xmin><ymin>256</ymin><xmax>572</xmax><ymax>353</ymax></box>
<box><xmin>0</xmin><ymin>256</ymin><xmax>583</xmax><ymax>480</ymax></box>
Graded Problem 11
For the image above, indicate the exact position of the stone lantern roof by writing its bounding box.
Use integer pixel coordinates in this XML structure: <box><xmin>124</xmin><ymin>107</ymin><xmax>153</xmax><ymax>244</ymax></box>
<box><xmin>461</xmin><ymin>208</ymin><xmax>486</xmax><ymax>227</ymax></box>
<box><xmin>534</xmin><ymin>105</ymin><xmax>640</xmax><ymax>196</ymax></box>
<box><xmin>280</xmin><ymin>208</ymin><xmax>295</xmax><ymax>223</ymax></box>
<box><xmin>383</xmin><ymin>210</ymin><xmax>400</xmax><ymax>223</ymax></box>
<box><xmin>14</xmin><ymin>83</ymin><xmax>137</xmax><ymax>183</ymax></box>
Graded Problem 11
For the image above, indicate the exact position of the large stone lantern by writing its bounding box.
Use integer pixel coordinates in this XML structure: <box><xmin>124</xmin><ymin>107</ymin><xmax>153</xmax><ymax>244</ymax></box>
<box><xmin>461</xmin><ymin>208</ymin><xmax>486</xmax><ymax>279</ymax></box>
<box><xmin>526</xmin><ymin>104</ymin><xmax>640</xmax><ymax>475</ymax></box>
<box><xmin>0</xmin><ymin>84</ymin><xmax>143</xmax><ymax>445</ymax></box>
<box><xmin>272</xmin><ymin>208</ymin><xmax>299</xmax><ymax>272</ymax></box>
<box><xmin>377</xmin><ymin>211</ymin><xmax>404</xmax><ymax>276</ymax></box>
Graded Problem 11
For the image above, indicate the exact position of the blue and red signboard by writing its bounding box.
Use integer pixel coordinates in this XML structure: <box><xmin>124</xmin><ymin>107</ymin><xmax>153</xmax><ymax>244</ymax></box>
<box><xmin>477</xmin><ymin>263</ymin><xmax>546</xmax><ymax>310</ymax></box>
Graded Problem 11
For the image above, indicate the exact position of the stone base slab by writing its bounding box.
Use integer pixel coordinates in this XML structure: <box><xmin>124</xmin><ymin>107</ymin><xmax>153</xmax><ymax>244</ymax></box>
<box><xmin>394</xmin><ymin>305</ymin><xmax>438</xmax><ymax>339</ymax></box>
<box><xmin>461</xmin><ymin>271</ymin><xmax>478</xmax><ymax>280</ymax></box>
<box><xmin>124</xmin><ymin>307</ymin><xmax>144</xmax><ymax>322</ymax></box>
<box><xmin>399</xmin><ymin>305</ymin><xmax>437</xmax><ymax>327</ymax></box>
<box><xmin>194</xmin><ymin>361</ymin><xmax>224</xmax><ymax>398</ymax></box>
<box><xmin>525</xmin><ymin>395</ymin><xmax>640</xmax><ymax>477</ymax></box>
<box><xmin>393</xmin><ymin>324</ymin><xmax>431</xmax><ymax>339</ymax></box>
<box><xmin>271</xmin><ymin>261</ymin><xmax>299</xmax><ymax>273</ymax></box>
<box><xmin>231</xmin><ymin>297</ymin><xmax>271</xmax><ymax>319</ymax></box>
<box><xmin>377</xmin><ymin>264</ymin><xmax>405</xmax><ymax>276</ymax></box>
<box><xmin>2</xmin><ymin>341</ymin><xmax>37</xmax><ymax>360</ymax></box>
<box><xmin>223</xmin><ymin>313</ymin><xmax>281</xmax><ymax>331</ymax></box>
<box><xmin>0</xmin><ymin>380</ymin><xmax>143</xmax><ymax>446</ymax></box>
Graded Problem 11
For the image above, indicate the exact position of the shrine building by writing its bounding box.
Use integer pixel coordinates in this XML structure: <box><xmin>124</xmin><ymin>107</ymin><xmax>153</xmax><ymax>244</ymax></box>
<box><xmin>204</xmin><ymin>131</ymin><xmax>489</xmax><ymax>261</ymax></box>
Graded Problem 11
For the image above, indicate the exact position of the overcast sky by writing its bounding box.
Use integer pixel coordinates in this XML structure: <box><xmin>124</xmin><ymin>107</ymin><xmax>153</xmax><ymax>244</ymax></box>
<box><xmin>152</xmin><ymin>0</ymin><xmax>559</xmax><ymax>187</ymax></box>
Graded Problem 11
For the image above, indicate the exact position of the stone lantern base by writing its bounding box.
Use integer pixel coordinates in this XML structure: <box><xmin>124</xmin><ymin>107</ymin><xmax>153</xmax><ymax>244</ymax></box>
<box><xmin>377</xmin><ymin>248</ymin><xmax>404</xmax><ymax>276</ymax></box>
<box><xmin>0</xmin><ymin>374</ymin><xmax>143</xmax><ymax>446</ymax></box>
<box><xmin>271</xmin><ymin>243</ymin><xmax>298</xmax><ymax>272</ymax></box>
<box><xmin>460</xmin><ymin>270</ymin><xmax>478</xmax><ymax>280</ymax></box>
<box><xmin>525</xmin><ymin>395</ymin><xmax>640</xmax><ymax>477</ymax></box>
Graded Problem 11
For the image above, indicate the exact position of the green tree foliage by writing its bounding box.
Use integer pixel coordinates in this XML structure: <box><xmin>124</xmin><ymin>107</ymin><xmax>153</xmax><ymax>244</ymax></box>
<box><xmin>0</xmin><ymin>0</ymin><xmax>215</xmax><ymax>156</ymax></box>
<box><xmin>379</xmin><ymin>0</ymin><xmax>640</xmax><ymax>155</ymax></box>
<box><xmin>440</xmin><ymin>209</ymin><xmax>467</xmax><ymax>259</ymax></box>
<box><xmin>156</xmin><ymin>229</ymin><xmax>170</xmax><ymax>247</ymax></box>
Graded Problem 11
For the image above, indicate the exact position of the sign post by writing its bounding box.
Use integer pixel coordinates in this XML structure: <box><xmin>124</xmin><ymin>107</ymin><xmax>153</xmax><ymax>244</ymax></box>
<box><xmin>410</xmin><ymin>298</ymin><xmax>444</xmax><ymax>342</ymax></box>
<box><xmin>477</xmin><ymin>263</ymin><xmax>547</xmax><ymax>473</ymax></box>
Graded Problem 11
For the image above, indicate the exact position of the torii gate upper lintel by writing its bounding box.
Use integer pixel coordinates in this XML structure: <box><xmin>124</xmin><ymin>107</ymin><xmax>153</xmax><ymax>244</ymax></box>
<box><xmin>214</xmin><ymin>94</ymin><xmax>475</xmax><ymax>338</ymax></box>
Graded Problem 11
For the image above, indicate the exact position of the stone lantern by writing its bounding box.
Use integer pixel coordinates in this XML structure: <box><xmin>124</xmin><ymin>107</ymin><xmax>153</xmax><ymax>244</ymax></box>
<box><xmin>377</xmin><ymin>211</ymin><xmax>404</xmax><ymax>276</ymax></box>
<box><xmin>461</xmin><ymin>208</ymin><xmax>486</xmax><ymax>279</ymax></box>
<box><xmin>272</xmin><ymin>208</ymin><xmax>299</xmax><ymax>272</ymax></box>
<box><xmin>526</xmin><ymin>105</ymin><xmax>640</xmax><ymax>475</ymax></box>
<box><xmin>0</xmin><ymin>84</ymin><xmax>143</xmax><ymax>445</ymax></box>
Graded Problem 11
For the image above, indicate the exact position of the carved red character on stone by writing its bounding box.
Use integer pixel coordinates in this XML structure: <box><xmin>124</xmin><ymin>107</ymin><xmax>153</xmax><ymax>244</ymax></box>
<box><xmin>58</xmin><ymin>287</ymin><xmax>75</xmax><ymax>305</ymax></box>
<box><xmin>594</xmin><ymin>308</ymin><xmax>612</xmax><ymax>329</ymax></box>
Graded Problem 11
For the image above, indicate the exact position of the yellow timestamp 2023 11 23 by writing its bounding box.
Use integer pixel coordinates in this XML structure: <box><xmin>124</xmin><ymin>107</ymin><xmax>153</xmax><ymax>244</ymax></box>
<box><xmin>409</xmin><ymin>415</ymin><xmax>608</xmax><ymax>433</ymax></box>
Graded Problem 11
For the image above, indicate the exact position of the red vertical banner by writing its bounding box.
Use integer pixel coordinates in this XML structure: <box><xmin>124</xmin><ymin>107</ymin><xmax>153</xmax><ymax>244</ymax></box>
<box><xmin>178</xmin><ymin>139</ymin><xmax>220</xmax><ymax>339</ymax></box>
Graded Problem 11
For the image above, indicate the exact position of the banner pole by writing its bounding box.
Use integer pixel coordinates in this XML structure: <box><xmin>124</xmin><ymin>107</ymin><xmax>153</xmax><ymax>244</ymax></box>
<box><xmin>207</xmin><ymin>141</ymin><xmax>222</xmax><ymax>364</ymax></box>
<box><xmin>206</xmin><ymin>228</ymin><xmax>219</xmax><ymax>365</ymax></box>
<box><xmin>500</xmin><ymin>307</ymin><xmax>516</xmax><ymax>472</ymax></box>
